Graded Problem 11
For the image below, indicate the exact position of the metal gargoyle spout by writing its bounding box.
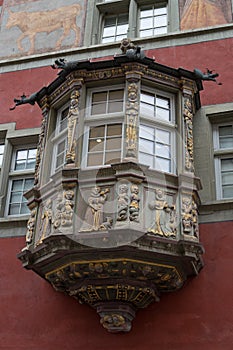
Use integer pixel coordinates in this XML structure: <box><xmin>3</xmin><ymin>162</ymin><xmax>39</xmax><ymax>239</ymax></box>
<box><xmin>10</xmin><ymin>92</ymin><xmax>39</xmax><ymax>110</ymax></box>
<box><xmin>194</xmin><ymin>68</ymin><xmax>222</xmax><ymax>85</ymax></box>
<box><xmin>51</xmin><ymin>58</ymin><xmax>79</xmax><ymax>74</ymax></box>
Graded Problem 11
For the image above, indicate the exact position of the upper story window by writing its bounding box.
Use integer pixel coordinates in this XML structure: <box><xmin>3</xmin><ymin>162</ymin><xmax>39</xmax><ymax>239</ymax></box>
<box><xmin>0</xmin><ymin>144</ymin><xmax>5</xmax><ymax>167</ymax></box>
<box><xmin>102</xmin><ymin>13</ymin><xmax>129</xmax><ymax>43</ymax></box>
<box><xmin>91</xmin><ymin>89</ymin><xmax>124</xmax><ymax>115</ymax></box>
<box><xmin>213</xmin><ymin>123</ymin><xmax>233</xmax><ymax>199</ymax></box>
<box><xmin>7</xmin><ymin>146</ymin><xmax>36</xmax><ymax>216</ymax></box>
<box><xmin>93</xmin><ymin>0</ymin><xmax>173</xmax><ymax>46</ymax></box>
<box><xmin>139</xmin><ymin>4</ymin><xmax>167</xmax><ymax>37</ymax></box>
<box><xmin>139</xmin><ymin>89</ymin><xmax>175</xmax><ymax>174</ymax></box>
<box><xmin>51</xmin><ymin>105</ymin><xmax>69</xmax><ymax>174</ymax></box>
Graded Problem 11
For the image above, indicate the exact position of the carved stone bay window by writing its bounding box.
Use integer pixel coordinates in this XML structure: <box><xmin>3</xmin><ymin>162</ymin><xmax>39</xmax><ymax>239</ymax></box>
<box><xmin>16</xmin><ymin>41</ymin><xmax>209</xmax><ymax>333</ymax></box>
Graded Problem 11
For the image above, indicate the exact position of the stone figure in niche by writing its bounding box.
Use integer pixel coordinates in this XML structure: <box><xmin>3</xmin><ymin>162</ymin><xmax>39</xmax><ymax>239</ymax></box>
<box><xmin>81</xmin><ymin>186</ymin><xmax>110</xmax><ymax>232</ymax></box>
<box><xmin>180</xmin><ymin>0</ymin><xmax>229</xmax><ymax>31</ymax></box>
<box><xmin>37</xmin><ymin>199</ymin><xmax>53</xmax><ymax>244</ymax></box>
<box><xmin>182</xmin><ymin>196</ymin><xmax>199</xmax><ymax>237</ymax></box>
<box><xmin>26</xmin><ymin>208</ymin><xmax>37</xmax><ymax>244</ymax></box>
<box><xmin>117</xmin><ymin>184</ymin><xmax>129</xmax><ymax>221</ymax></box>
<box><xmin>148</xmin><ymin>189</ymin><xmax>176</xmax><ymax>238</ymax></box>
<box><xmin>66</xmin><ymin>90</ymin><xmax>80</xmax><ymax>164</ymax></box>
<box><xmin>129</xmin><ymin>184</ymin><xmax>140</xmax><ymax>222</ymax></box>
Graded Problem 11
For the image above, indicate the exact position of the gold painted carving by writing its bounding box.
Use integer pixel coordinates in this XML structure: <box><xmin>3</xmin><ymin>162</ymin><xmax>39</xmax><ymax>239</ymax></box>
<box><xmin>117</xmin><ymin>184</ymin><xmax>129</xmax><ymax>221</ymax></box>
<box><xmin>148</xmin><ymin>188</ymin><xmax>176</xmax><ymax>238</ymax></box>
<box><xmin>6</xmin><ymin>4</ymin><xmax>82</xmax><ymax>55</ymax></box>
<box><xmin>126</xmin><ymin>82</ymin><xmax>139</xmax><ymax>158</ymax></box>
<box><xmin>36</xmin><ymin>199</ymin><xmax>53</xmax><ymax>245</ymax></box>
<box><xmin>129</xmin><ymin>184</ymin><xmax>140</xmax><ymax>221</ymax></box>
<box><xmin>183</xmin><ymin>96</ymin><xmax>194</xmax><ymax>171</ymax></box>
<box><xmin>66</xmin><ymin>89</ymin><xmax>81</xmax><ymax>164</ymax></box>
<box><xmin>80</xmin><ymin>186</ymin><xmax>111</xmax><ymax>232</ymax></box>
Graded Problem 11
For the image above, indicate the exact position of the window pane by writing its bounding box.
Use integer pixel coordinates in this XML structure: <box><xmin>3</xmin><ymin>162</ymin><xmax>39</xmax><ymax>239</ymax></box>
<box><xmin>219</xmin><ymin>125</ymin><xmax>233</xmax><ymax>148</ymax></box>
<box><xmin>108</xmin><ymin>101</ymin><xmax>124</xmax><ymax>113</ymax></box>
<box><xmin>156</xmin><ymin>107</ymin><xmax>170</xmax><ymax>121</ymax></box>
<box><xmin>16</xmin><ymin>150</ymin><xmax>27</xmax><ymax>160</ymax></box>
<box><xmin>0</xmin><ymin>155</ymin><xmax>3</xmax><ymax>166</ymax></box>
<box><xmin>89</xmin><ymin>126</ymin><xmax>105</xmax><ymax>138</ymax></box>
<box><xmin>222</xmin><ymin>185</ymin><xmax>233</xmax><ymax>198</ymax></box>
<box><xmin>141</xmin><ymin>92</ymin><xmax>154</xmax><ymax>105</ymax></box>
<box><xmin>222</xmin><ymin>172</ymin><xmax>233</xmax><ymax>185</ymax></box>
<box><xmin>0</xmin><ymin>144</ymin><xmax>4</xmax><ymax>166</ymax></box>
<box><xmin>56</xmin><ymin>154</ymin><xmax>65</xmax><ymax>169</ymax></box>
<box><xmin>104</xmin><ymin>16</ymin><xmax>116</xmax><ymax>27</ymax></box>
<box><xmin>57</xmin><ymin>140</ymin><xmax>66</xmax><ymax>155</ymax></box>
<box><xmin>140</xmin><ymin>29</ymin><xmax>153</xmax><ymax>37</ymax></box>
<box><xmin>156</xmin><ymin>15</ymin><xmax>167</xmax><ymax>27</ymax></box>
<box><xmin>107</xmin><ymin>124</ymin><xmax>122</xmax><ymax>136</ymax></box>
<box><xmin>219</xmin><ymin>125</ymin><xmax>233</xmax><ymax>136</ymax></box>
<box><xmin>10</xmin><ymin>192</ymin><xmax>22</xmax><ymax>203</ymax></box>
<box><xmin>116</xmin><ymin>24</ymin><xmax>128</xmax><ymax>36</ymax></box>
<box><xmin>88</xmin><ymin>139</ymin><xmax>104</xmax><ymax>152</ymax></box>
<box><xmin>93</xmin><ymin>92</ymin><xmax>107</xmax><ymax>103</ymax></box>
<box><xmin>139</xmin><ymin>125</ymin><xmax>154</xmax><ymax>140</ymax></box>
<box><xmin>9</xmin><ymin>203</ymin><xmax>20</xmax><ymax>215</ymax></box>
<box><xmin>221</xmin><ymin>158</ymin><xmax>233</xmax><ymax>171</ymax></box>
<box><xmin>24</xmin><ymin>178</ymin><xmax>34</xmax><ymax>190</ymax></box>
<box><xmin>140</xmin><ymin>18</ymin><xmax>153</xmax><ymax>30</ymax></box>
<box><xmin>12</xmin><ymin>179</ymin><xmax>23</xmax><ymax>191</ymax></box>
<box><xmin>139</xmin><ymin>139</ymin><xmax>154</xmax><ymax>154</ymax></box>
<box><xmin>157</xmin><ymin>129</ymin><xmax>170</xmax><ymax>144</ymax></box>
<box><xmin>156</xmin><ymin>157</ymin><xmax>171</xmax><ymax>172</ymax></box>
<box><xmin>139</xmin><ymin>153</ymin><xmax>154</xmax><ymax>168</ymax></box>
<box><xmin>155</xmin><ymin>7</ymin><xmax>167</xmax><ymax>16</ymax></box>
<box><xmin>105</xmin><ymin>151</ymin><xmax>121</xmax><ymax>164</ymax></box>
<box><xmin>140</xmin><ymin>9</ymin><xmax>153</xmax><ymax>18</ymax></box>
<box><xmin>106</xmin><ymin>137</ymin><xmax>121</xmax><ymax>150</ymax></box>
<box><xmin>20</xmin><ymin>203</ymin><xmax>29</xmax><ymax>214</ymax></box>
<box><xmin>87</xmin><ymin>153</ymin><xmax>103</xmax><ymax>166</ymax></box>
<box><xmin>156</xmin><ymin>144</ymin><xmax>170</xmax><ymax>158</ymax></box>
<box><xmin>154</xmin><ymin>27</ymin><xmax>167</xmax><ymax>35</ymax></box>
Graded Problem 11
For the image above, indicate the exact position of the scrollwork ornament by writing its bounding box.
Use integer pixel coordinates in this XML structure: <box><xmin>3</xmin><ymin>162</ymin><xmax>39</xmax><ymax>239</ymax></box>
<box><xmin>183</xmin><ymin>96</ymin><xmax>194</xmax><ymax>171</ymax></box>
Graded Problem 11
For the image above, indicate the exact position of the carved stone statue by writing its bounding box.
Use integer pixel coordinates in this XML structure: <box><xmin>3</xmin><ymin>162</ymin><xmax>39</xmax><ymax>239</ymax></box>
<box><xmin>66</xmin><ymin>89</ymin><xmax>80</xmax><ymax>164</ymax></box>
<box><xmin>129</xmin><ymin>184</ymin><xmax>140</xmax><ymax>222</ymax></box>
<box><xmin>53</xmin><ymin>190</ymin><xmax>74</xmax><ymax>229</ymax></box>
<box><xmin>37</xmin><ymin>199</ymin><xmax>53</xmax><ymax>244</ymax></box>
<box><xmin>80</xmin><ymin>186</ymin><xmax>110</xmax><ymax>232</ymax></box>
<box><xmin>117</xmin><ymin>184</ymin><xmax>129</xmax><ymax>221</ymax></box>
<box><xmin>148</xmin><ymin>189</ymin><xmax>176</xmax><ymax>238</ymax></box>
<box><xmin>26</xmin><ymin>208</ymin><xmax>37</xmax><ymax>244</ymax></box>
<box><xmin>182</xmin><ymin>196</ymin><xmax>199</xmax><ymax>238</ymax></box>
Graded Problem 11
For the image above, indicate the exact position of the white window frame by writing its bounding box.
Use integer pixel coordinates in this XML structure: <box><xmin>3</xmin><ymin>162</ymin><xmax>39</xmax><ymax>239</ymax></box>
<box><xmin>6</xmin><ymin>144</ymin><xmax>37</xmax><ymax>217</ymax></box>
<box><xmin>83</xmin><ymin>86</ymin><xmax>125</xmax><ymax>169</ymax></box>
<box><xmin>138</xmin><ymin>2</ymin><xmax>168</xmax><ymax>38</ymax></box>
<box><xmin>51</xmin><ymin>102</ymin><xmax>70</xmax><ymax>174</ymax></box>
<box><xmin>0</xmin><ymin>143</ymin><xmax>5</xmax><ymax>167</ymax></box>
<box><xmin>101</xmin><ymin>13</ymin><xmax>129</xmax><ymax>43</ymax></box>
<box><xmin>139</xmin><ymin>87</ymin><xmax>176</xmax><ymax>174</ymax></box>
<box><xmin>213</xmin><ymin>122</ymin><xmax>233</xmax><ymax>200</ymax></box>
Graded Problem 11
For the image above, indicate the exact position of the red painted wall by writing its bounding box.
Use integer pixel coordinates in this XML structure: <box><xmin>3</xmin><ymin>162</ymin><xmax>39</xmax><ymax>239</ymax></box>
<box><xmin>0</xmin><ymin>222</ymin><xmax>232</xmax><ymax>350</ymax></box>
<box><xmin>1</xmin><ymin>37</ymin><xmax>233</xmax><ymax>131</ymax></box>
<box><xmin>0</xmin><ymin>67</ymin><xmax>57</xmax><ymax>129</ymax></box>
<box><xmin>145</xmin><ymin>38</ymin><xmax>233</xmax><ymax>106</ymax></box>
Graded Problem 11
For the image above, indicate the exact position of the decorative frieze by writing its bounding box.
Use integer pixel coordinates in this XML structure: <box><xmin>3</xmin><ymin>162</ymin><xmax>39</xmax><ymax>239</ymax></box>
<box><xmin>183</xmin><ymin>96</ymin><xmax>194</xmax><ymax>172</ymax></box>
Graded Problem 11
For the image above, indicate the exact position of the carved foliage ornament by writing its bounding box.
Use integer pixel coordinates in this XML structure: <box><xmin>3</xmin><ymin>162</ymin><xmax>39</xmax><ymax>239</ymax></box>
<box><xmin>183</xmin><ymin>96</ymin><xmax>194</xmax><ymax>171</ymax></box>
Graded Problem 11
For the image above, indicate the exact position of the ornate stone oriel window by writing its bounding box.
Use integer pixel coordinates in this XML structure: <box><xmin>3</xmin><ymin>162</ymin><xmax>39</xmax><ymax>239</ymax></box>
<box><xmin>16</xmin><ymin>42</ymin><xmax>206</xmax><ymax>333</ymax></box>
<box><xmin>213</xmin><ymin>123</ymin><xmax>233</xmax><ymax>199</ymax></box>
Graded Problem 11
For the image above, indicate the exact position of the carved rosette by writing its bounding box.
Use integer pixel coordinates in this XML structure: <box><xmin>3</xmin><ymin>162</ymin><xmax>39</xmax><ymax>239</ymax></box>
<box><xmin>125</xmin><ymin>79</ymin><xmax>140</xmax><ymax>159</ymax></box>
<box><xmin>181</xmin><ymin>194</ymin><xmax>199</xmax><ymax>239</ymax></box>
<box><xmin>183</xmin><ymin>95</ymin><xmax>194</xmax><ymax>171</ymax></box>
<box><xmin>66</xmin><ymin>88</ymin><xmax>81</xmax><ymax>164</ymax></box>
<box><xmin>147</xmin><ymin>188</ymin><xmax>176</xmax><ymax>238</ymax></box>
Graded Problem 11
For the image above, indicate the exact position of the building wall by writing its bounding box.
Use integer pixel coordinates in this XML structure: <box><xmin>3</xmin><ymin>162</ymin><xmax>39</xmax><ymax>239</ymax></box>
<box><xmin>0</xmin><ymin>0</ymin><xmax>233</xmax><ymax>348</ymax></box>
<box><xmin>0</xmin><ymin>221</ymin><xmax>232</xmax><ymax>350</ymax></box>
